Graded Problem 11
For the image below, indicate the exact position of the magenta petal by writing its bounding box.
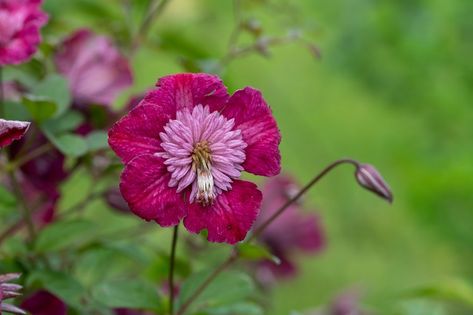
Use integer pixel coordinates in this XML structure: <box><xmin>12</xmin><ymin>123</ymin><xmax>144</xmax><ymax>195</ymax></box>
<box><xmin>223</xmin><ymin>87</ymin><xmax>281</xmax><ymax>176</ymax></box>
<box><xmin>184</xmin><ymin>180</ymin><xmax>262</xmax><ymax>244</ymax></box>
<box><xmin>0</xmin><ymin>119</ymin><xmax>30</xmax><ymax>148</ymax></box>
<box><xmin>150</xmin><ymin>73</ymin><xmax>230</xmax><ymax>113</ymax></box>
<box><xmin>120</xmin><ymin>154</ymin><xmax>187</xmax><ymax>226</ymax></box>
<box><xmin>108</xmin><ymin>105</ymin><xmax>171</xmax><ymax>163</ymax></box>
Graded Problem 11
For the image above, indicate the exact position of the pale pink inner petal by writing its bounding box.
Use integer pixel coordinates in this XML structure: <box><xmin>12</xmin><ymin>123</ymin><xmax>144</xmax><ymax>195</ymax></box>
<box><xmin>157</xmin><ymin>105</ymin><xmax>247</xmax><ymax>205</ymax></box>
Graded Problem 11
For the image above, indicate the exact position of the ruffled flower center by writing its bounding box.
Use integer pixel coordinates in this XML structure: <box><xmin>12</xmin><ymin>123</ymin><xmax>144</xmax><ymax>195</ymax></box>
<box><xmin>157</xmin><ymin>105</ymin><xmax>247</xmax><ymax>205</ymax></box>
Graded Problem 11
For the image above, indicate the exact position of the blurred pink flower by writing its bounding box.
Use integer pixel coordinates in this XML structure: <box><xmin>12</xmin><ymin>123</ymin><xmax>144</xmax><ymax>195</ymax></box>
<box><xmin>254</xmin><ymin>175</ymin><xmax>325</xmax><ymax>283</ymax></box>
<box><xmin>55</xmin><ymin>29</ymin><xmax>133</xmax><ymax>106</ymax></box>
<box><xmin>1</xmin><ymin>81</ymin><xmax>26</xmax><ymax>101</ymax></box>
<box><xmin>0</xmin><ymin>0</ymin><xmax>48</xmax><ymax>66</ymax></box>
<box><xmin>21</xmin><ymin>290</ymin><xmax>66</xmax><ymax>315</ymax></box>
<box><xmin>109</xmin><ymin>73</ymin><xmax>281</xmax><ymax>244</ymax></box>
<box><xmin>0</xmin><ymin>119</ymin><xmax>30</xmax><ymax>148</ymax></box>
<box><xmin>330</xmin><ymin>290</ymin><xmax>370</xmax><ymax>315</ymax></box>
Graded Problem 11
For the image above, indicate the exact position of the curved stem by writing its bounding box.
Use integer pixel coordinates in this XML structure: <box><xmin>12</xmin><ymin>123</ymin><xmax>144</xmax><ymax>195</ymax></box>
<box><xmin>6</xmin><ymin>143</ymin><xmax>53</xmax><ymax>171</ymax></box>
<box><xmin>249</xmin><ymin>158</ymin><xmax>359</xmax><ymax>241</ymax></box>
<box><xmin>132</xmin><ymin>0</ymin><xmax>171</xmax><ymax>54</ymax></box>
<box><xmin>169</xmin><ymin>224</ymin><xmax>179</xmax><ymax>315</ymax></box>
<box><xmin>176</xmin><ymin>158</ymin><xmax>360</xmax><ymax>315</ymax></box>
<box><xmin>176</xmin><ymin>251</ymin><xmax>238</xmax><ymax>315</ymax></box>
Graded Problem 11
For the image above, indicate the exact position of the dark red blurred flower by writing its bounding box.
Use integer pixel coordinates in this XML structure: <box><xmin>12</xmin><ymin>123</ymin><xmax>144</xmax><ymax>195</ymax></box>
<box><xmin>254</xmin><ymin>175</ymin><xmax>325</xmax><ymax>283</ymax></box>
<box><xmin>54</xmin><ymin>29</ymin><xmax>133</xmax><ymax>107</ymax></box>
<box><xmin>104</xmin><ymin>187</ymin><xmax>130</xmax><ymax>213</ymax></box>
<box><xmin>109</xmin><ymin>73</ymin><xmax>281</xmax><ymax>244</ymax></box>
<box><xmin>114</xmin><ymin>309</ymin><xmax>154</xmax><ymax>315</ymax></box>
<box><xmin>0</xmin><ymin>119</ymin><xmax>30</xmax><ymax>148</ymax></box>
<box><xmin>21</xmin><ymin>290</ymin><xmax>66</xmax><ymax>315</ymax></box>
<box><xmin>9</xmin><ymin>129</ymin><xmax>67</xmax><ymax>225</ymax></box>
<box><xmin>0</xmin><ymin>0</ymin><xmax>48</xmax><ymax>66</ymax></box>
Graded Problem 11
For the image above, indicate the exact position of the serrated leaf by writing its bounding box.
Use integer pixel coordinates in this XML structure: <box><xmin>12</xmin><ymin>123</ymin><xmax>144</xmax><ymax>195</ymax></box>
<box><xmin>35</xmin><ymin>219</ymin><xmax>97</xmax><ymax>252</ymax></box>
<box><xmin>32</xmin><ymin>74</ymin><xmax>71</xmax><ymax>118</ymax></box>
<box><xmin>237</xmin><ymin>243</ymin><xmax>280</xmax><ymax>264</ymax></box>
<box><xmin>28</xmin><ymin>270</ymin><xmax>85</xmax><ymax>308</ymax></box>
<box><xmin>177</xmin><ymin>270</ymin><xmax>255</xmax><ymax>314</ymax></box>
<box><xmin>86</xmin><ymin>130</ymin><xmax>109</xmax><ymax>151</ymax></box>
<box><xmin>92</xmin><ymin>279</ymin><xmax>161</xmax><ymax>309</ymax></box>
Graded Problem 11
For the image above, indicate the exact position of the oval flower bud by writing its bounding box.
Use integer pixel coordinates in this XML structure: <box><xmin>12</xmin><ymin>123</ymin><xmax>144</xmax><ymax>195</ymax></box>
<box><xmin>355</xmin><ymin>163</ymin><xmax>393</xmax><ymax>203</ymax></box>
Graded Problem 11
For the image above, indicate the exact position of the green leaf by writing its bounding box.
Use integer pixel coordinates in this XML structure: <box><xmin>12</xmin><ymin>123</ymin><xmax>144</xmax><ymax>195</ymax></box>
<box><xmin>32</xmin><ymin>74</ymin><xmax>71</xmax><ymax>118</ymax></box>
<box><xmin>22</xmin><ymin>95</ymin><xmax>57</xmax><ymax>122</ymax></box>
<box><xmin>35</xmin><ymin>219</ymin><xmax>97</xmax><ymax>253</ymax></box>
<box><xmin>404</xmin><ymin>278</ymin><xmax>473</xmax><ymax>309</ymax></box>
<box><xmin>41</xmin><ymin>110</ymin><xmax>85</xmax><ymax>134</ymax></box>
<box><xmin>0</xmin><ymin>186</ymin><xmax>16</xmax><ymax>209</ymax></box>
<box><xmin>177</xmin><ymin>270</ymin><xmax>255</xmax><ymax>314</ymax></box>
<box><xmin>85</xmin><ymin>131</ymin><xmax>109</xmax><ymax>151</ymax></box>
<box><xmin>47</xmin><ymin>133</ymin><xmax>88</xmax><ymax>157</ymax></box>
<box><xmin>3</xmin><ymin>101</ymin><xmax>31</xmax><ymax>121</ymax></box>
<box><xmin>28</xmin><ymin>270</ymin><xmax>85</xmax><ymax>308</ymax></box>
<box><xmin>206</xmin><ymin>302</ymin><xmax>264</xmax><ymax>315</ymax></box>
<box><xmin>92</xmin><ymin>279</ymin><xmax>161</xmax><ymax>309</ymax></box>
<box><xmin>237</xmin><ymin>243</ymin><xmax>280</xmax><ymax>264</ymax></box>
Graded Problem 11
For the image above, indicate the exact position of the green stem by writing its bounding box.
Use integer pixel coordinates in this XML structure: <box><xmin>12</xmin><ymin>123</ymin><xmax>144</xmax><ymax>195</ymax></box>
<box><xmin>175</xmin><ymin>158</ymin><xmax>360</xmax><ymax>315</ymax></box>
<box><xmin>249</xmin><ymin>158</ymin><xmax>359</xmax><ymax>241</ymax></box>
<box><xmin>8</xmin><ymin>171</ymin><xmax>36</xmax><ymax>242</ymax></box>
<box><xmin>132</xmin><ymin>0</ymin><xmax>171</xmax><ymax>54</ymax></box>
<box><xmin>169</xmin><ymin>224</ymin><xmax>179</xmax><ymax>315</ymax></box>
<box><xmin>5</xmin><ymin>143</ymin><xmax>53</xmax><ymax>171</ymax></box>
<box><xmin>176</xmin><ymin>251</ymin><xmax>239</xmax><ymax>315</ymax></box>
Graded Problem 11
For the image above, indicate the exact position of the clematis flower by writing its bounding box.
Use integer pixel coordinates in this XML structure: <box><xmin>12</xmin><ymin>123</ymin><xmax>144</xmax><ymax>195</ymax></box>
<box><xmin>0</xmin><ymin>0</ymin><xmax>48</xmax><ymax>66</ymax></box>
<box><xmin>21</xmin><ymin>290</ymin><xmax>66</xmax><ymax>315</ymax></box>
<box><xmin>254</xmin><ymin>175</ymin><xmax>325</xmax><ymax>283</ymax></box>
<box><xmin>109</xmin><ymin>73</ymin><xmax>281</xmax><ymax>244</ymax></box>
<box><xmin>0</xmin><ymin>119</ymin><xmax>30</xmax><ymax>148</ymax></box>
<box><xmin>54</xmin><ymin>29</ymin><xmax>133</xmax><ymax>107</ymax></box>
<box><xmin>0</xmin><ymin>273</ymin><xmax>26</xmax><ymax>314</ymax></box>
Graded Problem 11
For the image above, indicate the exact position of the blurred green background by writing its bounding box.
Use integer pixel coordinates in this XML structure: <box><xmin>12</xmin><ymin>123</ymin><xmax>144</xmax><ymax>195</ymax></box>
<box><xmin>42</xmin><ymin>0</ymin><xmax>473</xmax><ymax>314</ymax></box>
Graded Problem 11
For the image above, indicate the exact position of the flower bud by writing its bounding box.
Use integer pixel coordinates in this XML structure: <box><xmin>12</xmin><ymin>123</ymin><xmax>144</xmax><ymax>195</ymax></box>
<box><xmin>355</xmin><ymin>164</ymin><xmax>393</xmax><ymax>203</ymax></box>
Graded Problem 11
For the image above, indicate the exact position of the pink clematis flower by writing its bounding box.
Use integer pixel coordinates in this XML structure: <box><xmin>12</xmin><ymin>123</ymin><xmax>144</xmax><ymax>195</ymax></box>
<box><xmin>54</xmin><ymin>29</ymin><xmax>133</xmax><ymax>107</ymax></box>
<box><xmin>109</xmin><ymin>73</ymin><xmax>281</xmax><ymax>244</ymax></box>
<box><xmin>0</xmin><ymin>0</ymin><xmax>48</xmax><ymax>66</ymax></box>
<box><xmin>0</xmin><ymin>119</ymin><xmax>30</xmax><ymax>148</ymax></box>
<box><xmin>21</xmin><ymin>290</ymin><xmax>67</xmax><ymax>315</ymax></box>
<box><xmin>255</xmin><ymin>175</ymin><xmax>325</xmax><ymax>283</ymax></box>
